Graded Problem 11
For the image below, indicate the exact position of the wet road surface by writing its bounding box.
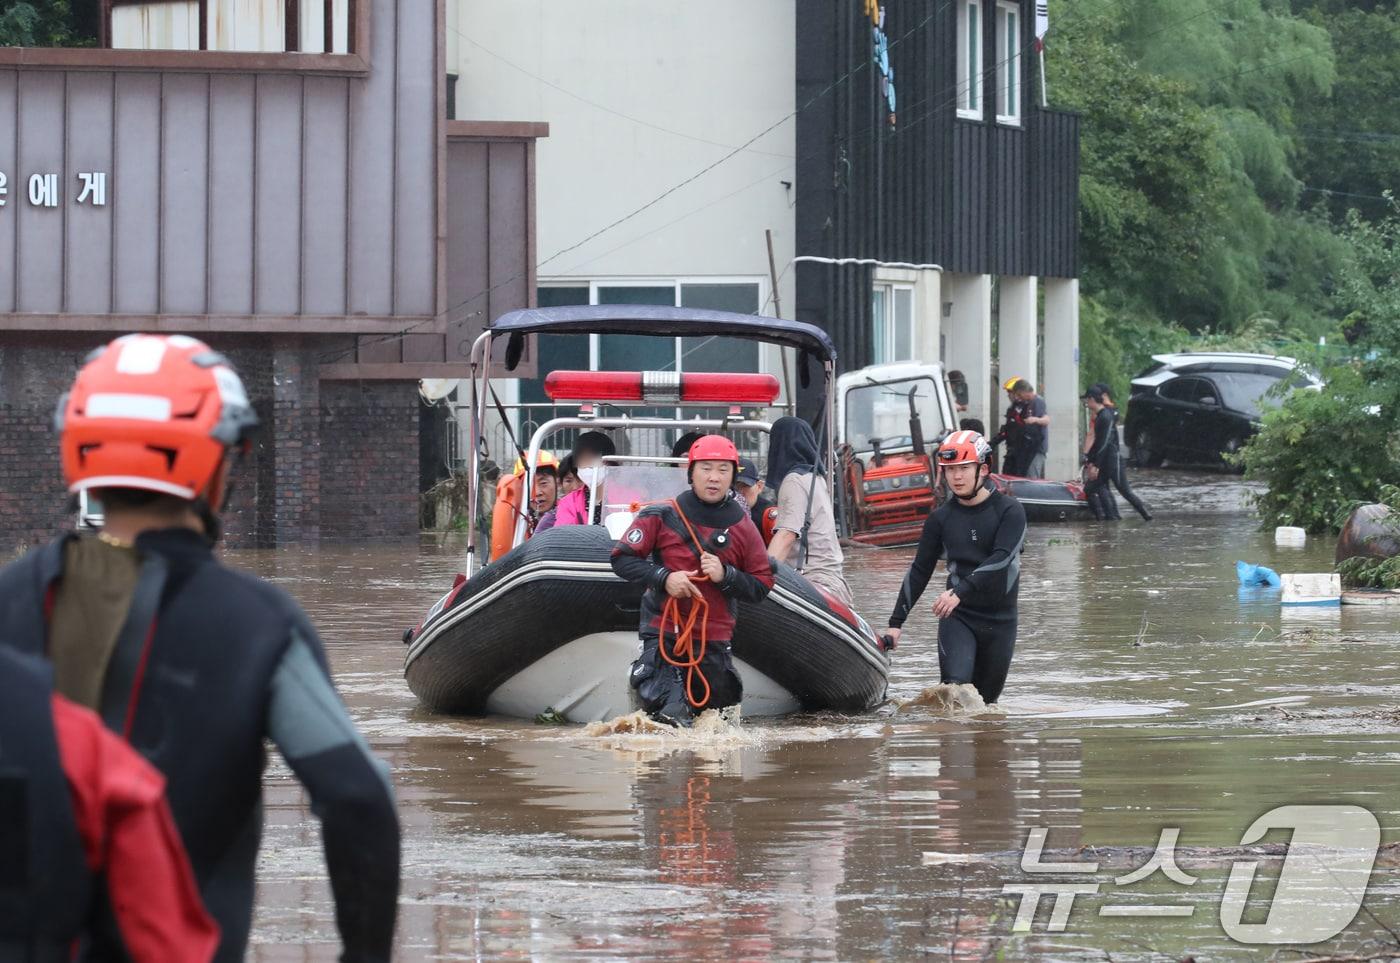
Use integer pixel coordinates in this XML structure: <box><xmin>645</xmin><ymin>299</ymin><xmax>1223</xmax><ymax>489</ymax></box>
<box><xmin>237</xmin><ymin>471</ymin><xmax>1400</xmax><ymax>961</ymax></box>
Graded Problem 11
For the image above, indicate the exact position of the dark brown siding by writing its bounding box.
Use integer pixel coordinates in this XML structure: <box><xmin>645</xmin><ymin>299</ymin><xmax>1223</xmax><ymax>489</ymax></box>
<box><xmin>795</xmin><ymin>0</ymin><xmax>1079</xmax><ymax>370</ymax></box>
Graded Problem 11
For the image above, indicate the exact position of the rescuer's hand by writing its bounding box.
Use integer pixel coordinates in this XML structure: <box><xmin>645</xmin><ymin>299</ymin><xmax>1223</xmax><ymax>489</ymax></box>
<box><xmin>884</xmin><ymin>626</ymin><xmax>902</xmax><ymax>646</ymax></box>
<box><xmin>665</xmin><ymin>570</ymin><xmax>701</xmax><ymax>599</ymax></box>
<box><xmin>699</xmin><ymin>552</ymin><xmax>725</xmax><ymax>582</ymax></box>
<box><xmin>932</xmin><ymin>589</ymin><xmax>961</xmax><ymax>618</ymax></box>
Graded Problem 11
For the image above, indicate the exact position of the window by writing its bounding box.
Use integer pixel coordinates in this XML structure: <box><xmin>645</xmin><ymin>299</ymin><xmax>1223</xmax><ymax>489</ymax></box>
<box><xmin>872</xmin><ymin>283</ymin><xmax>915</xmax><ymax>364</ymax></box>
<box><xmin>956</xmin><ymin>0</ymin><xmax>982</xmax><ymax>119</ymax></box>
<box><xmin>1212</xmin><ymin>372</ymin><xmax>1286</xmax><ymax>418</ymax></box>
<box><xmin>845</xmin><ymin>377</ymin><xmax>947</xmax><ymax>455</ymax></box>
<box><xmin>107</xmin><ymin>0</ymin><xmax>352</xmax><ymax>54</ymax></box>
<box><xmin>1159</xmin><ymin>378</ymin><xmax>1198</xmax><ymax>403</ymax></box>
<box><xmin>523</xmin><ymin>279</ymin><xmax>764</xmax><ymax>405</ymax></box>
<box><xmin>995</xmin><ymin>1</ymin><xmax>1021</xmax><ymax>125</ymax></box>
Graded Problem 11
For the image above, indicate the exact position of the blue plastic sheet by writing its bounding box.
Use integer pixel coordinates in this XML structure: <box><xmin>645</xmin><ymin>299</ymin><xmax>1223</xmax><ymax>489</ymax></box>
<box><xmin>1236</xmin><ymin>560</ymin><xmax>1282</xmax><ymax>587</ymax></box>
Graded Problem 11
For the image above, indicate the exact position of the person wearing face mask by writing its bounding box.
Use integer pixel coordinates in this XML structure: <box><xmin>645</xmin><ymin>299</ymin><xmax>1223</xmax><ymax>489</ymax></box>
<box><xmin>610</xmin><ymin>435</ymin><xmax>774</xmax><ymax>727</ymax></box>
<box><xmin>885</xmin><ymin>430</ymin><xmax>1027</xmax><ymax>706</ymax></box>
<box><xmin>552</xmin><ymin>432</ymin><xmax>617</xmax><ymax>527</ymax></box>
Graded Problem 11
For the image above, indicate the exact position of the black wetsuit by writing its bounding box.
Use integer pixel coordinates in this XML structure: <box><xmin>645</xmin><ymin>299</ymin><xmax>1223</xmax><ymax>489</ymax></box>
<box><xmin>994</xmin><ymin>403</ymin><xmax>1027</xmax><ymax>476</ymax></box>
<box><xmin>889</xmin><ymin>488</ymin><xmax>1027</xmax><ymax>703</ymax></box>
<box><xmin>1084</xmin><ymin>407</ymin><xmax>1151</xmax><ymax>521</ymax></box>
<box><xmin>0</xmin><ymin>529</ymin><xmax>401</xmax><ymax>963</ymax></box>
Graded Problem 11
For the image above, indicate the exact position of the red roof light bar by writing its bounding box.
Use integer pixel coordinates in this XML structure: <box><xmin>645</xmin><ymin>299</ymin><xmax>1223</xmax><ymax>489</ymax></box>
<box><xmin>543</xmin><ymin>370</ymin><xmax>780</xmax><ymax>405</ymax></box>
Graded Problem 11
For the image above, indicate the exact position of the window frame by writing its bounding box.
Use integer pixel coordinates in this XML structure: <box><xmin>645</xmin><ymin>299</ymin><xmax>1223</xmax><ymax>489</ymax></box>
<box><xmin>0</xmin><ymin>0</ymin><xmax>369</xmax><ymax>74</ymax></box>
<box><xmin>105</xmin><ymin>0</ymin><xmax>354</xmax><ymax>55</ymax></box>
<box><xmin>535</xmin><ymin>276</ymin><xmax>769</xmax><ymax>376</ymax></box>
<box><xmin>871</xmin><ymin>281</ymin><xmax>917</xmax><ymax>364</ymax></box>
<box><xmin>995</xmin><ymin>0</ymin><xmax>1022</xmax><ymax>126</ymax></box>
<box><xmin>956</xmin><ymin>0</ymin><xmax>984</xmax><ymax>120</ymax></box>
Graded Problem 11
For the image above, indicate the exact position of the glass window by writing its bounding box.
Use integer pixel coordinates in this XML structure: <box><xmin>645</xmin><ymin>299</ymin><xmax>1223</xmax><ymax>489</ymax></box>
<box><xmin>845</xmin><ymin>378</ymin><xmax>948</xmax><ymax>454</ymax></box>
<box><xmin>1211</xmin><ymin>372</ymin><xmax>1285</xmax><ymax>417</ymax></box>
<box><xmin>871</xmin><ymin>287</ymin><xmax>890</xmax><ymax>364</ymax></box>
<box><xmin>679</xmin><ymin>283</ymin><xmax>761</xmax><ymax>373</ymax></box>
<box><xmin>521</xmin><ymin>287</ymin><xmax>591</xmax><ymax>405</ymax></box>
<box><xmin>108</xmin><ymin>0</ymin><xmax>352</xmax><ymax>54</ymax></box>
<box><xmin>996</xmin><ymin>2</ymin><xmax>1021</xmax><ymax>124</ymax></box>
<box><xmin>957</xmin><ymin>0</ymin><xmax>983</xmax><ymax>118</ymax></box>
<box><xmin>872</xmin><ymin>283</ymin><xmax>916</xmax><ymax>364</ymax></box>
<box><xmin>893</xmin><ymin>287</ymin><xmax>914</xmax><ymax>360</ymax></box>
<box><xmin>596</xmin><ymin>286</ymin><xmax>677</xmax><ymax>372</ymax></box>
<box><xmin>1159</xmin><ymin>378</ymin><xmax>1199</xmax><ymax>403</ymax></box>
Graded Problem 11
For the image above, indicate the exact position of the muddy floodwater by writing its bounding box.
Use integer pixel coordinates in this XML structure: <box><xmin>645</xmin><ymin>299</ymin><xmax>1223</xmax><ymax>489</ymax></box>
<box><xmin>237</xmin><ymin>472</ymin><xmax>1400</xmax><ymax>961</ymax></box>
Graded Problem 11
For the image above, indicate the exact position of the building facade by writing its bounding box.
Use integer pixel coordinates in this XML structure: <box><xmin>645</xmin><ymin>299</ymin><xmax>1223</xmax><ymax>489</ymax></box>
<box><xmin>0</xmin><ymin>0</ymin><xmax>543</xmax><ymax>549</ymax></box>
<box><xmin>448</xmin><ymin>0</ymin><xmax>799</xmax><ymax>435</ymax></box>
<box><xmin>796</xmin><ymin>0</ymin><xmax>1081</xmax><ymax>477</ymax></box>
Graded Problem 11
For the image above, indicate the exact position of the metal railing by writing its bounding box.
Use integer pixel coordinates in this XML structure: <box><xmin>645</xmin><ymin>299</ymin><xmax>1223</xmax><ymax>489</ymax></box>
<box><xmin>456</xmin><ymin>401</ymin><xmax>785</xmax><ymax>469</ymax></box>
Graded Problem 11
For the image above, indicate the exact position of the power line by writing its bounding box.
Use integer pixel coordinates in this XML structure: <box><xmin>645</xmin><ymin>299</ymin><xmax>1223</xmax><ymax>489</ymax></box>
<box><xmin>452</xmin><ymin>29</ymin><xmax>794</xmax><ymax>160</ymax></box>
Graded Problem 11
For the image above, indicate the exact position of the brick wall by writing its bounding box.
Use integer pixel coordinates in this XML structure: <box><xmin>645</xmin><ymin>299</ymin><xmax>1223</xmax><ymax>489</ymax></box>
<box><xmin>0</xmin><ymin>335</ymin><xmax>420</xmax><ymax>554</ymax></box>
<box><xmin>319</xmin><ymin>381</ymin><xmax>421</xmax><ymax>539</ymax></box>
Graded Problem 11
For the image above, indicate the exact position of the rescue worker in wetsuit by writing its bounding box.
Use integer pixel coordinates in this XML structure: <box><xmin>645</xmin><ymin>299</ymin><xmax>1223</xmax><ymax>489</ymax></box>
<box><xmin>1082</xmin><ymin>384</ymin><xmax>1152</xmax><ymax>521</ymax></box>
<box><xmin>0</xmin><ymin>647</ymin><xmax>219</xmax><ymax>962</ymax></box>
<box><xmin>885</xmin><ymin>430</ymin><xmax>1027</xmax><ymax>705</ymax></box>
<box><xmin>993</xmin><ymin>376</ymin><xmax>1028</xmax><ymax>476</ymax></box>
<box><xmin>733</xmin><ymin>456</ymin><xmax>777</xmax><ymax>547</ymax></box>
<box><xmin>610</xmin><ymin>435</ymin><xmax>775</xmax><ymax>727</ymax></box>
<box><xmin>0</xmin><ymin>334</ymin><xmax>401</xmax><ymax>963</ymax></box>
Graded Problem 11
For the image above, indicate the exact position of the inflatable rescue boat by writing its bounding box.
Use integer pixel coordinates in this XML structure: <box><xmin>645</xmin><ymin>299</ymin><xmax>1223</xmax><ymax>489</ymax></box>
<box><xmin>403</xmin><ymin>305</ymin><xmax>891</xmax><ymax>722</ymax></box>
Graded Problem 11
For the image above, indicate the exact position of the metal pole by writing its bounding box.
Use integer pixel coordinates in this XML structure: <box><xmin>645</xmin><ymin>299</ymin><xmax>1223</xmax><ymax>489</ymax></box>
<box><xmin>766</xmin><ymin>228</ymin><xmax>795</xmax><ymax>413</ymax></box>
<box><xmin>1039</xmin><ymin>49</ymin><xmax>1048</xmax><ymax>108</ymax></box>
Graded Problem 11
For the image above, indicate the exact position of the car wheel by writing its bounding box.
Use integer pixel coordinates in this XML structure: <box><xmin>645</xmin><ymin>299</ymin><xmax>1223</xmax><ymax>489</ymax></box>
<box><xmin>1134</xmin><ymin>430</ymin><xmax>1164</xmax><ymax>468</ymax></box>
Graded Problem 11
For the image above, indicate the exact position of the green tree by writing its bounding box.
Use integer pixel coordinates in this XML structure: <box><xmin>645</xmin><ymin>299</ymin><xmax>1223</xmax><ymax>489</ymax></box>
<box><xmin>0</xmin><ymin>0</ymin><xmax>95</xmax><ymax>47</ymax></box>
<box><xmin>1240</xmin><ymin>199</ymin><xmax>1400</xmax><ymax>532</ymax></box>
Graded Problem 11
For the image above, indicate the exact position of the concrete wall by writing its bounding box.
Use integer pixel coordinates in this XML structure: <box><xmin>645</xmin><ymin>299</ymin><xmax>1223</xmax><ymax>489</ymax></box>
<box><xmin>448</xmin><ymin>0</ymin><xmax>796</xmax><ymax>320</ymax></box>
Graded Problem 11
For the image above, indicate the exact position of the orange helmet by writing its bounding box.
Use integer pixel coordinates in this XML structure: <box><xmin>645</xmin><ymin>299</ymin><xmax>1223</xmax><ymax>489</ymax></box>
<box><xmin>936</xmin><ymin>429</ymin><xmax>992</xmax><ymax>467</ymax></box>
<box><xmin>687</xmin><ymin>434</ymin><xmax>739</xmax><ymax>466</ymax></box>
<box><xmin>56</xmin><ymin>334</ymin><xmax>258</xmax><ymax>505</ymax></box>
<box><xmin>512</xmin><ymin>450</ymin><xmax>560</xmax><ymax>476</ymax></box>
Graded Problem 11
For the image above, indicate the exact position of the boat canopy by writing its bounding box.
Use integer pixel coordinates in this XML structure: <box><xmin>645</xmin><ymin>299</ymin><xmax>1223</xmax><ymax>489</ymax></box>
<box><xmin>488</xmin><ymin>305</ymin><xmax>838</xmax><ymax>369</ymax></box>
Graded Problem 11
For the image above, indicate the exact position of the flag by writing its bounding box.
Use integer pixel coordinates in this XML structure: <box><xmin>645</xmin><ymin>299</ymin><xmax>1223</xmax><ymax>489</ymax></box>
<box><xmin>1034</xmin><ymin>1</ymin><xmax>1049</xmax><ymax>52</ymax></box>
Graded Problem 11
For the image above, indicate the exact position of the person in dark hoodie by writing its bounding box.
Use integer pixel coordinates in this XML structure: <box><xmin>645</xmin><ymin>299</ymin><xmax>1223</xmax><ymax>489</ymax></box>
<box><xmin>764</xmin><ymin>416</ymin><xmax>854</xmax><ymax>609</ymax></box>
<box><xmin>0</xmin><ymin>335</ymin><xmax>400</xmax><ymax>963</ymax></box>
<box><xmin>611</xmin><ymin>435</ymin><xmax>774</xmax><ymax>727</ymax></box>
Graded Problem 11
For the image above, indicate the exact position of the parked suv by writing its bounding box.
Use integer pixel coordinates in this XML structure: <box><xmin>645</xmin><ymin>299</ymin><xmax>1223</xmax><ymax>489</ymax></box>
<box><xmin>1124</xmin><ymin>352</ymin><xmax>1320</xmax><ymax>467</ymax></box>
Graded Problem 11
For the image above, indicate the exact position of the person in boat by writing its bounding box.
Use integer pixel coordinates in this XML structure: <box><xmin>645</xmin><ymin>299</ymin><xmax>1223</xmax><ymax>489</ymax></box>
<box><xmin>1011</xmin><ymin>380</ymin><xmax>1050</xmax><ymax>479</ymax></box>
<box><xmin>671</xmin><ymin>430</ymin><xmax>705</xmax><ymax>460</ymax></box>
<box><xmin>553</xmin><ymin>431</ymin><xmax>617</xmax><ymax>527</ymax></box>
<box><xmin>733</xmin><ymin>456</ymin><xmax>778</xmax><ymax>547</ymax></box>
<box><xmin>490</xmin><ymin>451</ymin><xmax>559</xmax><ymax>558</ymax></box>
<box><xmin>536</xmin><ymin>455</ymin><xmax>579</xmax><ymax>532</ymax></box>
<box><xmin>1082</xmin><ymin>384</ymin><xmax>1152</xmax><ymax>521</ymax></box>
<box><xmin>610</xmin><ymin>434</ymin><xmax>775</xmax><ymax>727</ymax></box>
<box><xmin>993</xmin><ymin>376</ymin><xmax>1028</xmax><ymax>476</ymax></box>
<box><xmin>0</xmin><ymin>645</ymin><xmax>220</xmax><ymax>961</ymax></box>
<box><xmin>765</xmin><ymin>416</ymin><xmax>855</xmax><ymax>609</ymax></box>
<box><xmin>885</xmin><ymin>430</ymin><xmax>1027</xmax><ymax>706</ymax></box>
<box><xmin>531</xmin><ymin>459</ymin><xmax>559</xmax><ymax>518</ymax></box>
<box><xmin>0</xmin><ymin>335</ymin><xmax>401</xmax><ymax>963</ymax></box>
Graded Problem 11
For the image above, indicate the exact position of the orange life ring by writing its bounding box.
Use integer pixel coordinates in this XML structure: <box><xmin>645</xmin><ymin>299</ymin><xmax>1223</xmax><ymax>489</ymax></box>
<box><xmin>490</xmin><ymin>473</ymin><xmax>525</xmax><ymax>561</ymax></box>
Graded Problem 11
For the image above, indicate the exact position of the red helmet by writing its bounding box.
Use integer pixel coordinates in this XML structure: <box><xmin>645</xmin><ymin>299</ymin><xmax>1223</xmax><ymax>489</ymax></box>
<box><xmin>687</xmin><ymin>434</ymin><xmax>739</xmax><ymax>467</ymax></box>
<box><xmin>936</xmin><ymin>429</ymin><xmax>992</xmax><ymax>467</ymax></box>
<box><xmin>57</xmin><ymin>334</ymin><xmax>259</xmax><ymax>505</ymax></box>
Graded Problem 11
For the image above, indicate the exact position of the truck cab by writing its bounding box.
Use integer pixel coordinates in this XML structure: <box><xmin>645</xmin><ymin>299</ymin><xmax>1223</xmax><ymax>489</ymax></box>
<box><xmin>836</xmin><ymin>362</ymin><xmax>959</xmax><ymax>547</ymax></box>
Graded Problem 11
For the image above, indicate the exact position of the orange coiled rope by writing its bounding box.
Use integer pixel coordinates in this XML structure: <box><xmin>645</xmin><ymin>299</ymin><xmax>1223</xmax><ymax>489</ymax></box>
<box><xmin>656</xmin><ymin>498</ymin><xmax>712</xmax><ymax>709</ymax></box>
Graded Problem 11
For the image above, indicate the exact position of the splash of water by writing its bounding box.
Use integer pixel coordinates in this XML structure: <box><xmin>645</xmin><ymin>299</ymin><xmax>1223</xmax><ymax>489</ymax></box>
<box><xmin>896</xmin><ymin>683</ymin><xmax>1003</xmax><ymax>718</ymax></box>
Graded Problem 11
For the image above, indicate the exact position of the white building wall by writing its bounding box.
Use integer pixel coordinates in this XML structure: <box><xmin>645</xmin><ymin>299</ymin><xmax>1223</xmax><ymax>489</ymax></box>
<box><xmin>449</xmin><ymin>0</ymin><xmax>797</xmax><ymax>330</ymax></box>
